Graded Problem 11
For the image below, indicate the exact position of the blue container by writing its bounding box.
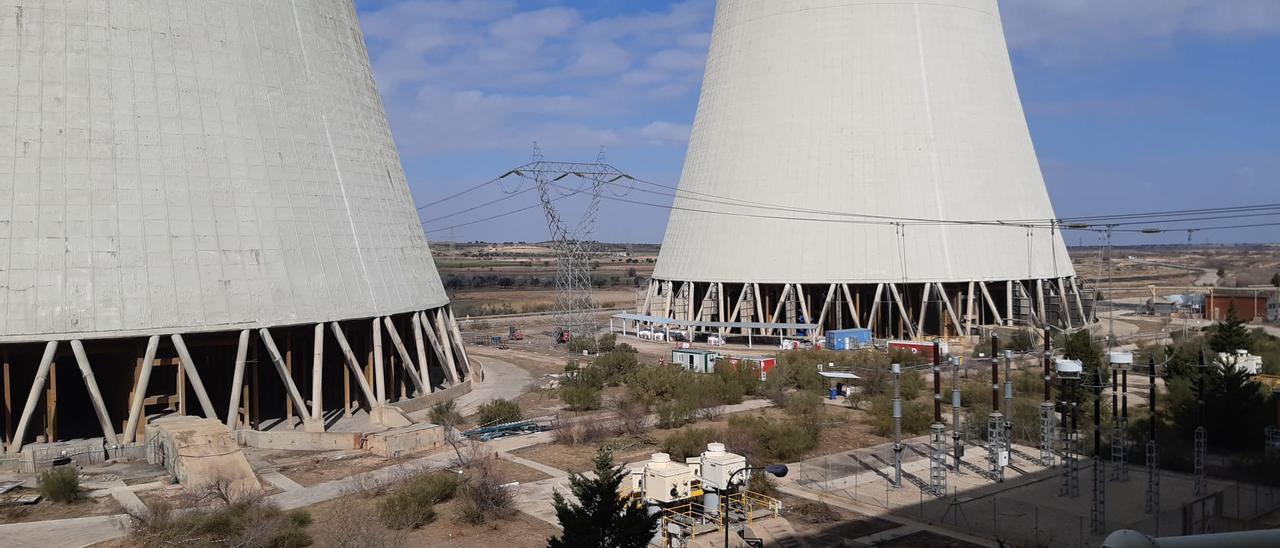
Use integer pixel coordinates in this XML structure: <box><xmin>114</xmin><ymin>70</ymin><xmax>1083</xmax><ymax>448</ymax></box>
<box><xmin>828</xmin><ymin>388</ymin><xmax>839</xmax><ymax>400</ymax></box>
<box><xmin>825</xmin><ymin>328</ymin><xmax>873</xmax><ymax>351</ymax></box>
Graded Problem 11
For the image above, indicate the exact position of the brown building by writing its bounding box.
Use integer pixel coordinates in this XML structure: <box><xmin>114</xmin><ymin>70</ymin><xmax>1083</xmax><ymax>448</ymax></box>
<box><xmin>1206</xmin><ymin>289</ymin><xmax>1272</xmax><ymax>322</ymax></box>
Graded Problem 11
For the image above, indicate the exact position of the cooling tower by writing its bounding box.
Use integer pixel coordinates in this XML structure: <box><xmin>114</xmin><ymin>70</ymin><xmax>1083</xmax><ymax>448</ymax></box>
<box><xmin>0</xmin><ymin>1</ymin><xmax>475</xmax><ymax>452</ymax></box>
<box><xmin>643</xmin><ymin>0</ymin><xmax>1092</xmax><ymax>339</ymax></box>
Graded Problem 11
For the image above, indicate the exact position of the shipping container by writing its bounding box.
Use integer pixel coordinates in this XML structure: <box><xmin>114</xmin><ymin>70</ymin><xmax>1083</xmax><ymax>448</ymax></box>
<box><xmin>672</xmin><ymin>349</ymin><xmax>722</xmax><ymax>374</ymax></box>
<box><xmin>825</xmin><ymin>328</ymin><xmax>873</xmax><ymax>351</ymax></box>
<box><xmin>888</xmin><ymin>340</ymin><xmax>948</xmax><ymax>357</ymax></box>
<box><xmin>726</xmin><ymin>356</ymin><xmax>778</xmax><ymax>381</ymax></box>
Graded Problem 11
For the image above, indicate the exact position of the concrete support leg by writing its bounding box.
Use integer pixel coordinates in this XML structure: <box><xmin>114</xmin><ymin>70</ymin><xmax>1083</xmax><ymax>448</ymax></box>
<box><xmin>411</xmin><ymin>312</ymin><xmax>432</xmax><ymax>392</ymax></box>
<box><xmin>9</xmin><ymin>341</ymin><xmax>58</xmax><ymax>454</ymax></box>
<box><xmin>329</xmin><ymin>322</ymin><xmax>379</xmax><ymax>410</ymax></box>
<box><xmin>447</xmin><ymin>308</ymin><xmax>475</xmax><ymax>381</ymax></box>
<box><xmin>311</xmin><ymin>324</ymin><xmax>324</xmax><ymax>422</ymax></box>
<box><xmin>127</xmin><ymin>336</ymin><xmax>160</xmax><ymax>442</ymax></box>
<box><xmin>225</xmin><ymin>331</ymin><xmax>250</xmax><ymax>429</ymax></box>
<box><xmin>259</xmin><ymin>328</ymin><xmax>319</xmax><ymax>431</ymax></box>
<box><xmin>372</xmin><ymin>319</ymin><xmax>386</xmax><ymax>405</ymax></box>
<box><xmin>434</xmin><ymin>309</ymin><xmax>463</xmax><ymax>384</ymax></box>
<box><xmin>383</xmin><ymin>317</ymin><xmax>426</xmax><ymax>395</ymax></box>
<box><xmin>171</xmin><ymin>335</ymin><xmax>218</xmax><ymax>420</ymax></box>
<box><xmin>418</xmin><ymin>310</ymin><xmax>453</xmax><ymax>384</ymax></box>
<box><xmin>70</xmin><ymin>340</ymin><xmax>119</xmax><ymax>445</ymax></box>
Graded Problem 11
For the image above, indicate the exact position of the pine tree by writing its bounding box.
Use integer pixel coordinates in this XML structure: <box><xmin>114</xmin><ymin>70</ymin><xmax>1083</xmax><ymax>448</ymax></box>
<box><xmin>548</xmin><ymin>449</ymin><xmax>659</xmax><ymax>548</ymax></box>
<box><xmin>1271</xmin><ymin>272</ymin><xmax>1280</xmax><ymax>288</ymax></box>
<box><xmin>1209</xmin><ymin>305</ymin><xmax>1252</xmax><ymax>354</ymax></box>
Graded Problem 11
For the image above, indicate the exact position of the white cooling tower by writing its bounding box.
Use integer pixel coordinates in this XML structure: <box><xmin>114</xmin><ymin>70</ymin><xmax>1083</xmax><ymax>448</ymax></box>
<box><xmin>0</xmin><ymin>1</ymin><xmax>474</xmax><ymax>452</ymax></box>
<box><xmin>643</xmin><ymin>0</ymin><xmax>1092</xmax><ymax>339</ymax></box>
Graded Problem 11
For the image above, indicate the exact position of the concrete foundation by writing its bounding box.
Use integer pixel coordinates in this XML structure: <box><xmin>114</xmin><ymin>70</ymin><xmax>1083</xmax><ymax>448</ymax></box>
<box><xmin>366</xmin><ymin>423</ymin><xmax>444</xmax><ymax>458</ymax></box>
<box><xmin>236</xmin><ymin>430</ymin><xmax>364</xmax><ymax>452</ymax></box>
<box><xmin>146</xmin><ymin>416</ymin><xmax>261</xmax><ymax>498</ymax></box>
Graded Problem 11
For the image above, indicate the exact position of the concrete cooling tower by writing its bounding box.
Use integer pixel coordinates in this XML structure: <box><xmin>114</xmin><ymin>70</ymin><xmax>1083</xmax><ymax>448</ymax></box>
<box><xmin>0</xmin><ymin>1</ymin><xmax>476</xmax><ymax>453</ymax></box>
<box><xmin>641</xmin><ymin>0</ymin><xmax>1094</xmax><ymax>340</ymax></box>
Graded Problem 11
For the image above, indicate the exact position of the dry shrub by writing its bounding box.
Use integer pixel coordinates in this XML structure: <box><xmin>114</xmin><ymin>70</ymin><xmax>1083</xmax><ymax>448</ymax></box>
<box><xmin>554</xmin><ymin>417</ymin><xmax>622</xmax><ymax>445</ymax></box>
<box><xmin>37</xmin><ymin>466</ymin><xmax>81</xmax><ymax>503</ymax></box>
<box><xmin>610</xmin><ymin>395</ymin><xmax>651</xmax><ymax>436</ymax></box>
<box><xmin>317</xmin><ymin>503</ymin><xmax>406</xmax><ymax>548</ymax></box>
<box><xmin>128</xmin><ymin>493</ymin><xmax>311</xmax><ymax>548</ymax></box>
<box><xmin>457</xmin><ymin>457</ymin><xmax>514</xmax><ymax>525</ymax></box>
<box><xmin>377</xmin><ymin>472</ymin><xmax>460</xmax><ymax>530</ymax></box>
<box><xmin>789</xmin><ymin>500</ymin><xmax>839</xmax><ymax>524</ymax></box>
<box><xmin>660</xmin><ymin>427</ymin><xmax>719</xmax><ymax>460</ymax></box>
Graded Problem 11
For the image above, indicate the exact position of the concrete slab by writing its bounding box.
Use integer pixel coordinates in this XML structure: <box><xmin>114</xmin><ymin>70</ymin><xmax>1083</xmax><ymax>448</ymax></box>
<box><xmin>500</xmin><ymin>451</ymin><xmax>569</xmax><ymax>478</ymax></box>
<box><xmin>261</xmin><ymin>470</ymin><xmax>304</xmax><ymax>492</ymax></box>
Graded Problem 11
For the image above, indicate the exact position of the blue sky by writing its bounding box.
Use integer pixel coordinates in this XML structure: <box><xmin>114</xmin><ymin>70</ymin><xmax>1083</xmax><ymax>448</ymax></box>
<box><xmin>354</xmin><ymin>0</ymin><xmax>1280</xmax><ymax>246</ymax></box>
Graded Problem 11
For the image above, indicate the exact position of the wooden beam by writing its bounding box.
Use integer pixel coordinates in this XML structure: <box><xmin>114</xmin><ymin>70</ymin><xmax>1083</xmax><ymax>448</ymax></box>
<box><xmin>979</xmin><ymin>282</ymin><xmax>1004</xmax><ymax>326</ymax></box>
<box><xmin>841</xmin><ymin>284</ymin><xmax>861</xmax><ymax>329</ymax></box>
<box><xmin>8</xmin><ymin>341</ymin><xmax>57</xmax><ymax>454</ymax></box>
<box><xmin>815</xmin><ymin>284</ymin><xmax>837</xmax><ymax>334</ymax></box>
<box><xmin>916</xmin><ymin>283</ymin><xmax>931</xmax><ymax>338</ymax></box>
<box><xmin>418</xmin><ymin>311</ymin><xmax>454</xmax><ymax>385</ymax></box>
<box><xmin>225</xmin><ymin>331</ymin><xmax>250</xmax><ymax>429</ymax></box>
<box><xmin>937</xmin><ymin>283</ymin><xmax>965</xmax><ymax>336</ymax></box>
<box><xmin>259</xmin><ymin>329</ymin><xmax>313</xmax><ymax>422</ymax></box>
<box><xmin>446</xmin><ymin>308</ymin><xmax>475</xmax><ymax>380</ymax></box>
<box><xmin>70</xmin><ymin>340</ymin><xmax>119</xmax><ymax>444</ymax></box>
<box><xmin>329</xmin><ymin>322</ymin><xmax>378</xmax><ymax>409</ymax></box>
<box><xmin>171</xmin><ymin>335</ymin><xmax>217</xmax><ymax>419</ymax></box>
<box><xmin>867</xmin><ymin>283</ymin><xmax>884</xmax><ymax>332</ymax></box>
<box><xmin>434</xmin><ymin>309</ymin><xmax>463</xmax><ymax>384</ymax></box>
<box><xmin>411</xmin><ymin>312</ymin><xmax>433</xmax><ymax>392</ymax></box>
<box><xmin>383</xmin><ymin>317</ymin><xmax>427</xmax><ymax>395</ymax></box>
<box><xmin>887</xmin><ymin>283</ymin><xmax>916</xmax><ymax>340</ymax></box>
<box><xmin>965</xmin><ymin>282</ymin><xmax>977</xmax><ymax>333</ymax></box>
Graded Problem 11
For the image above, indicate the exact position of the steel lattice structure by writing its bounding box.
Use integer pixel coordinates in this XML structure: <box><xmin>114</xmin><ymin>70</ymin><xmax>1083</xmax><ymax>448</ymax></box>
<box><xmin>502</xmin><ymin>150</ymin><xmax>632</xmax><ymax>338</ymax></box>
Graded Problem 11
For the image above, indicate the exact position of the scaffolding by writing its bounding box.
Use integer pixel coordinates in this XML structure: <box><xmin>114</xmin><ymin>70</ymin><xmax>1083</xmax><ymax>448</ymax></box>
<box><xmin>930</xmin><ymin>423</ymin><xmax>948</xmax><ymax>497</ymax></box>
<box><xmin>988</xmin><ymin>412</ymin><xmax>1006</xmax><ymax>482</ymax></box>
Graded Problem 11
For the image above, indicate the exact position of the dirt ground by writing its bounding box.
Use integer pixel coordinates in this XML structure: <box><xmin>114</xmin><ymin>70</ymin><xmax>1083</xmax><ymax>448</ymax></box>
<box><xmin>305</xmin><ymin>458</ymin><xmax>560</xmax><ymax>548</ymax></box>
<box><xmin>0</xmin><ymin>489</ymin><xmax>123</xmax><ymax>524</ymax></box>
<box><xmin>276</xmin><ymin>453</ymin><xmax>399</xmax><ymax>487</ymax></box>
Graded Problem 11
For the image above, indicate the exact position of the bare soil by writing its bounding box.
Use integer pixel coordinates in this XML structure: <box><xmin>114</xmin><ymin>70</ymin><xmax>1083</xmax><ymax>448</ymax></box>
<box><xmin>0</xmin><ymin>490</ymin><xmax>123</xmax><ymax>524</ymax></box>
<box><xmin>277</xmin><ymin>453</ymin><xmax>399</xmax><ymax>487</ymax></box>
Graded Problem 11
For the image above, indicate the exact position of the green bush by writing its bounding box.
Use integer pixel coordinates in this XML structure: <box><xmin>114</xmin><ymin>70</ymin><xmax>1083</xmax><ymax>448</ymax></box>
<box><xmin>597</xmin><ymin>333</ymin><xmax>617</xmax><ymax>352</ymax></box>
<box><xmin>655</xmin><ymin>398</ymin><xmax>696</xmax><ymax>429</ymax></box>
<box><xmin>477</xmin><ymin>399</ymin><xmax>523</xmax><ymax>426</ymax></box>
<box><xmin>377</xmin><ymin>472</ymin><xmax>459</xmax><ymax>530</ymax></box>
<box><xmin>614</xmin><ymin>342</ymin><xmax>638</xmax><ymax>354</ymax></box>
<box><xmin>628</xmin><ymin>365</ymin><xmax>688</xmax><ymax>404</ymax></box>
<box><xmin>869</xmin><ymin>396</ymin><xmax>932</xmax><ymax>437</ymax></box>
<box><xmin>899</xmin><ymin>370</ymin><xmax>925</xmax><ymax>401</ymax></box>
<box><xmin>561</xmin><ymin>383</ymin><xmax>602</xmax><ymax>411</ymax></box>
<box><xmin>593</xmin><ymin>350</ymin><xmax>640</xmax><ymax>385</ymax></box>
<box><xmin>429</xmin><ymin>400</ymin><xmax>462</xmax><ymax>426</ymax></box>
<box><xmin>728</xmin><ymin>415</ymin><xmax>820</xmax><ymax>461</ymax></box>
<box><xmin>567</xmin><ymin>336</ymin><xmax>596</xmax><ymax>354</ymax></box>
<box><xmin>784</xmin><ymin>390</ymin><xmax>822</xmax><ymax>419</ymax></box>
<box><xmin>661</xmin><ymin>428</ymin><xmax>718</xmax><ymax>460</ymax></box>
<box><xmin>38</xmin><ymin>466</ymin><xmax>80</xmax><ymax>503</ymax></box>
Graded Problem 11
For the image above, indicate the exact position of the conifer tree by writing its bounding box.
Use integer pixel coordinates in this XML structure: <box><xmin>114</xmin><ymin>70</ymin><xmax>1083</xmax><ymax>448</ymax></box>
<box><xmin>548</xmin><ymin>449</ymin><xmax>659</xmax><ymax>548</ymax></box>
<box><xmin>1210</xmin><ymin>305</ymin><xmax>1252</xmax><ymax>355</ymax></box>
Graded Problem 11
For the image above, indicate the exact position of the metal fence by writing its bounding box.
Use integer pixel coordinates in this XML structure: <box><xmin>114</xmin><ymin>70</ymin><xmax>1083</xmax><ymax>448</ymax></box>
<box><xmin>0</xmin><ymin>440</ymin><xmax>150</xmax><ymax>475</ymax></box>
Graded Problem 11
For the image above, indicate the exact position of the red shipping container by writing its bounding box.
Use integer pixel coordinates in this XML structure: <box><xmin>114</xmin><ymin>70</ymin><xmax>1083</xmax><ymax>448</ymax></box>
<box><xmin>727</xmin><ymin>356</ymin><xmax>777</xmax><ymax>381</ymax></box>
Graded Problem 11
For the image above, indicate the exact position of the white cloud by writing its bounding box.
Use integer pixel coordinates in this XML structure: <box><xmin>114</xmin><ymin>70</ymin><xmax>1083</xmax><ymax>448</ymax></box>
<box><xmin>1000</xmin><ymin>0</ymin><xmax>1280</xmax><ymax>64</ymax></box>
<box><xmin>359</xmin><ymin>1</ymin><xmax>714</xmax><ymax>155</ymax></box>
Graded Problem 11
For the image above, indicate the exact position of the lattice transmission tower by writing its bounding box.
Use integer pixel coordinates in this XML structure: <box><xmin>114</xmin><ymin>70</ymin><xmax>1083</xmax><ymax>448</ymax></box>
<box><xmin>500</xmin><ymin>146</ymin><xmax>633</xmax><ymax>339</ymax></box>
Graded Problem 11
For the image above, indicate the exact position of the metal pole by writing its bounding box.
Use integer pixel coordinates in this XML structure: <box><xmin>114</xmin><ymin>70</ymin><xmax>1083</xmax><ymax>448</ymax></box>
<box><xmin>893</xmin><ymin>363</ymin><xmax>903</xmax><ymax>488</ymax></box>
<box><xmin>1004</xmin><ymin>349</ymin><xmax>1014</xmax><ymax>461</ymax></box>
<box><xmin>952</xmin><ymin>356</ymin><xmax>963</xmax><ymax>474</ymax></box>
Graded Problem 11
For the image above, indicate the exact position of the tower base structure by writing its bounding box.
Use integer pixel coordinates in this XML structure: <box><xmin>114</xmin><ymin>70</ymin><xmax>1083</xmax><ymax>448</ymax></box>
<box><xmin>1</xmin><ymin>306</ymin><xmax>476</xmax><ymax>455</ymax></box>
<box><xmin>637</xmin><ymin>277</ymin><xmax>1095</xmax><ymax>340</ymax></box>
